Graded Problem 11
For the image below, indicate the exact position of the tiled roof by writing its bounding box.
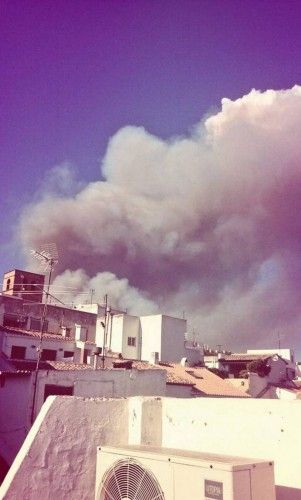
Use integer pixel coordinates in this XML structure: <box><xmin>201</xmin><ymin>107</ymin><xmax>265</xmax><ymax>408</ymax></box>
<box><xmin>0</xmin><ymin>369</ymin><xmax>31</xmax><ymax>376</ymax></box>
<box><xmin>219</xmin><ymin>354</ymin><xmax>269</xmax><ymax>362</ymax></box>
<box><xmin>0</xmin><ymin>325</ymin><xmax>95</xmax><ymax>344</ymax></box>
<box><xmin>47</xmin><ymin>361</ymin><xmax>96</xmax><ymax>371</ymax></box>
<box><xmin>187</xmin><ymin>367</ymin><xmax>250</xmax><ymax>397</ymax></box>
<box><xmin>1</xmin><ymin>325</ymin><xmax>74</xmax><ymax>341</ymax></box>
<box><xmin>131</xmin><ymin>362</ymin><xmax>250</xmax><ymax>395</ymax></box>
<box><xmin>8</xmin><ymin>359</ymin><xmax>56</xmax><ymax>371</ymax></box>
<box><xmin>131</xmin><ymin>361</ymin><xmax>249</xmax><ymax>396</ymax></box>
<box><xmin>48</xmin><ymin>359</ymin><xmax>166</xmax><ymax>372</ymax></box>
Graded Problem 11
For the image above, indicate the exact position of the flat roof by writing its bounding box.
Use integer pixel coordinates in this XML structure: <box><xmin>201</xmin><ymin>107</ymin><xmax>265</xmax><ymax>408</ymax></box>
<box><xmin>98</xmin><ymin>445</ymin><xmax>273</xmax><ymax>472</ymax></box>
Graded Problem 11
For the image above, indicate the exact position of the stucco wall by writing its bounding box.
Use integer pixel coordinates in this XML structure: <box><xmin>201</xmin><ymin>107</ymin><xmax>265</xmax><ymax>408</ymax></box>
<box><xmin>109</xmin><ymin>314</ymin><xmax>124</xmax><ymax>354</ymax></box>
<box><xmin>121</xmin><ymin>315</ymin><xmax>140</xmax><ymax>359</ymax></box>
<box><xmin>140</xmin><ymin>315</ymin><xmax>162</xmax><ymax>362</ymax></box>
<box><xmin>33</xmin><ymin>368</ymin><xmax>166</xmax><ymax>419</ymax></box>
<box><xmin>165</xmin><ymin>383</ymin><xmax>193</xmax><ymax>398</ymax></box>
<box><xmin>23</xmin><ymin>303</ymin><xmax>97</xmax><ymax>341</ymax></box>
<box><xmin>0</xmin><ymin>375</ymin><xmax>32</xmax><ymax>464</ymax></box>
<box><xmin>0</xmin><ymin>397</ymin><xmax>129</xmax><ymax>500</ymax></box>
<box><xmin>160</xmin><ymin>397</ymin><xmax>301</xmax><ymax>499</ymax></box>
<box><xmin>2</xmin><ymin>396</ymin><xmax>301</xmax><ymax>500</ymax></box>
<box><xmin>2</xmin><ymin>333</ymin><xmax>76</xmax><ymax>361</ymax></box>
<box><xmin>161</xmin><ymin>315</ymin><xmax>187</xmax><ymax>363</ymax></box>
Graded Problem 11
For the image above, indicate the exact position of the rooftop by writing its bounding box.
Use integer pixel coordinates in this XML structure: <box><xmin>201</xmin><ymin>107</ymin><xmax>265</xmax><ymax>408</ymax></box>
<box><xmin>0</xmin><ymin>325</ymin><xmax>95</xmax><ymax>344</ymax></box>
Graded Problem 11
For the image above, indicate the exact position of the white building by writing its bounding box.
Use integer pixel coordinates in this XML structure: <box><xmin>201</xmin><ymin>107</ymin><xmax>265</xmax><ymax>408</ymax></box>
<box><xmin>247</xmin><ymin>348</ymin><xmax>295</xmax><ymax>363</ymax></box>
<box><xmin>76</xmin><ymin>304</ymin><xmax>203</xmax><ymax>366</ymax></box>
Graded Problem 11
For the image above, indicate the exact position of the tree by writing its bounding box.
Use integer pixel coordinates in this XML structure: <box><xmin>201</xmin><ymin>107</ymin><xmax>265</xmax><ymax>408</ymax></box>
<box><xmin>247</xmin><ymin>359</ymin><xmax>271</xmax><ymax>377</ymax></box>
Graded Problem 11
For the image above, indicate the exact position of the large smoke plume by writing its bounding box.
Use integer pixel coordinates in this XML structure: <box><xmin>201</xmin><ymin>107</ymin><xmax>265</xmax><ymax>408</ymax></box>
<box><xmin>19</xmin><ymin>86</ymin><xmax>301</xmax><ymax>350</ymax></box>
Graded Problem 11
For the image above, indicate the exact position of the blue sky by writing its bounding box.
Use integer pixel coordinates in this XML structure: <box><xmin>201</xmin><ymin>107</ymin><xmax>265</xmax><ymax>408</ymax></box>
<box><xmin>1</xmin><ymin>0</ymin><xmax>301</xmax><ymax>278</ymax></box>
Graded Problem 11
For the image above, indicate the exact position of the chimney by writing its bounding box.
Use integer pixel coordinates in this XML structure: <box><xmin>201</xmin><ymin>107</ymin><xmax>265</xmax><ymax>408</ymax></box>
<box><xmin>93</xmin><ymin>347</ymin><xmax>102</xmax><ymax>370</ymax></box>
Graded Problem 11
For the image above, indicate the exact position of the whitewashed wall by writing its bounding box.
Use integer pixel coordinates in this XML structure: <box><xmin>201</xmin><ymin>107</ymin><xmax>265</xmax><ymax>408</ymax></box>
<box><xmin>3</xmin><ymin>397</ymin><xmax>301</xmax><ymax>499</ymax></box>
<box><xmin>161</xmin><ymin>315</ymin><xmax>187</xmax><ymax>363</ymax></box>
<box><xmin>0</xmin><ymin>397</ymin><xmax>129</xmax><ymax>500</ymax></box>
<box><xmin>140</xmin><ymin>314</ymin><xmax>162</xmax><ymax>361</ymax></box>
<box><xmin>121</xmin><ymin>314</ymin><xmax>141</xmax><ymax>359</ymax></box>
<box><xmin>109</xmin><ymin>314</ymin><xmax>124</xmax><ymax>354</ymax></box>
<box><xmin>0</xmin><ymin>374</ymin><xmax>32</xmax><ymax>464</ymax></box>
<box><xmin>2</xmin><ymin>333</ymin><xmax>76</xmax><ymax>361</ymax></box>
<box><xmin>160</xmin><ymin>397</ymin><xmax>301</xmax><ymax>500</ymax></box>
<box><xmin>33</xmin><ymin>368</ymin><xmax>166</xmax><ymax>419</ymax></box>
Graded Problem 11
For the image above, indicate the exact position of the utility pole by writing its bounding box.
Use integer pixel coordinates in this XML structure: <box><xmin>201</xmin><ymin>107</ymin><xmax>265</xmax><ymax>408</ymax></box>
<box><xmin>102</xmin><ymin>294</ymin><xmax>108</xmax><ymax>368</ymax></box>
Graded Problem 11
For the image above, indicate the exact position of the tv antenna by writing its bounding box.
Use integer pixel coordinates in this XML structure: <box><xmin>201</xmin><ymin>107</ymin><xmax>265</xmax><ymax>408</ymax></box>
<box><xmin>30</xmin><ymin>243</ymin><xmax>58</xmax><ymax>424</ymax></box>
<box><xmin>30</xmin><ymin>243</ymin><xmax>58</xmax><ymax>273</ymax></box>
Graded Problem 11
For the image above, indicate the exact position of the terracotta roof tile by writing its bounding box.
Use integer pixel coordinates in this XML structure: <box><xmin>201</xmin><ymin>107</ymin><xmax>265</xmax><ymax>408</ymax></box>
<box><xmin>1</xmin><ymin>326</ymin><xmax>95</xmax><ymax>344</ymax></box>
<box><xmin>131</xmin><ymin>362</ymin><xmax>249</xmax><ymax>396</ymax></box>
<box><xmin>0</xmin><ymin>369</ymin><xmax>31</xmax><ymax>376</ymax></box>
<box><xmin>219</xmin><ymin>354</ymin><xmax>268</xmax><ymax>362</ymax></box>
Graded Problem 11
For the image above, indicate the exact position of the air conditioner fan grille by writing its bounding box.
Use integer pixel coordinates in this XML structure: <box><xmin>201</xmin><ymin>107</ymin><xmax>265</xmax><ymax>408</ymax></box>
<box><xmin>98</xmin><ymin>457</ymin><xmax>165</xmax><ymax>500</ymax></box>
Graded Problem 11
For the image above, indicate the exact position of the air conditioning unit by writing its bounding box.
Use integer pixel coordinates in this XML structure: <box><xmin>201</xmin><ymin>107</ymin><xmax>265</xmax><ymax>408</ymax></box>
<box><xmin>95</xmin><ymin>445</ymin><xmax>275</xmax><ymax>500</ymax></box>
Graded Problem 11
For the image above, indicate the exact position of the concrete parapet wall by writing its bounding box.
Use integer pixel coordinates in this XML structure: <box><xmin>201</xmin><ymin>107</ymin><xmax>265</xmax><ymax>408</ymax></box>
<box><xmin>0</xmin><ymin>397</ymin><xmax>129</xmax><ymax>500</ymax></box>
<box><xmin>1</xmin><ymin>396</ymin><xmax>301</xmax><ymax>500</ymax></box>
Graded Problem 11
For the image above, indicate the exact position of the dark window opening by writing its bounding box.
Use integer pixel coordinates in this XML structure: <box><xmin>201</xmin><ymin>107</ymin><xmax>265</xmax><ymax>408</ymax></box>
<box><xmin>83</xmin><ymin>349</ymin><xmax>91</xmax><ymax>364</ymax></box>
<box><xmin>41</xmin><ymin>349</ymin><xmax>57</xmax><ymax>361</ymax></box>
<box><xmin>11</xmin><ymin>345</ymin><xmax>26</xmax><ymax>360</ymax></box>
<box><xmin>127</xmin><ymin>337</ymin><xmax>136</xmax><ymax>347</ymax></box>
<box><xmin>44</xmin><ymin>384</ymin><xmax>73</xmax><ymax>402</ymax></box>
<box><xmin>63</xmin><ymin>351</ymin><xmax>74</xmax><ymax>358</ymax></box>
<box><xmin>3</xmin><ymin>313</ymin><xmax>27</xmax><ymax>329</ymax></box>
<box><xmin>6</xmin><ymin>279</ymin><xmax>11</xmax><ymax>291</ymax></box>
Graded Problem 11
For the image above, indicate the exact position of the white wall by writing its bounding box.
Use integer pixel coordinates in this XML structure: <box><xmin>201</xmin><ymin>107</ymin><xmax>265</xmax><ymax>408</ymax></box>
<box><xmin>140</xmin><ymin>315</ymin><xmax>187</xmax><ymax>363</ymax></box>
<box><xmin>109</xmin><ymin>314</ymin><xmax>124</xmax><ymax>354</ymax></box>
<box><xmin>140</xmin><ymin>315</ymin><xmax>162</xmax><ymax>361</ymax></box>
<box><xmin>121</xmin><ymin>315</ymin><xmax>140</xmax><ymax>359</ymax></box>
<box><xmin>2</xmin><ymin>333</ymin><xmax>76</xmax><ymax>361</ymax></box>
<box><xmin>165</xmin><ymin>383</ymin><xmax>193</xmax><ymax>398</ymax></box>
<box><xmin>0</xmin><ymin>375</ymin><xmax>32</xmax><ymax>464</ymax></box>
<box><xmin>160</xmin><ymin>398</ymin><xmax>301</xmax><ymax>499</ymax></box>
<box><xmin>184</xmin><ymin>345</ymin><xmax>203</xmax><ymax>365</ymax></box>
<box><xmin>161</xmin><ymin>315</ymin><xmax>187</xmax><ymax>363</ymax></box>
<box><xmin>0</xmin><ymin>397</ymin><xmax>129</xmax><ymax>500</ymax></box>
<box><xmin>2</xmin><ymin>397</ymin><xmax>301</xmax><ymax>500</ymax></box>
<box><xmin>33</xmin><ymin>368</ymin><xmax>166</xmax><ymax>419</ymax></box>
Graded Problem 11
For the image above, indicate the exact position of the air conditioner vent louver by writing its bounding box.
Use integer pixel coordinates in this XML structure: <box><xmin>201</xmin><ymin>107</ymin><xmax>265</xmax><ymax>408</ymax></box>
<box><xmin>98</xmin><ymin>457</ymin><xmax>165</xmax><ymax>500</ymax></box>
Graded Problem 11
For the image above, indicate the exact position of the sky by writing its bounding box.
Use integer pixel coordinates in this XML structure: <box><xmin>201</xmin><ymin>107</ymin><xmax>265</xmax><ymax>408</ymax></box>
<box><xmin>1</xmin><ymin>0</ymin><xmax>301</xmax><ymax>351</ymax></box>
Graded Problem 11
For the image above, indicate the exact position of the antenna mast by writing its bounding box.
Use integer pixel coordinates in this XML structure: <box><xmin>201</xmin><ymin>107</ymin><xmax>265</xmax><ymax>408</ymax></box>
<box><xmin>29</xmin><ymin>243</ymin><xmax>58</xmax><ymax>423</ymax></box>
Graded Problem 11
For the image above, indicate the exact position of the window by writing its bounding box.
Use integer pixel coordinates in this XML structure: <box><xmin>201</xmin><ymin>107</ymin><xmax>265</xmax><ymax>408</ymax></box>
<box><xmin>63</xmin><ymin>351</ymin><xmax>74</xmax><ymax>358</ymax></box>
<box><xmin>62</xmin><ymin>327</ymin><xmax>71</xmax><ymax>338</ymax></box>
<box><xmin>83</xmin><ymin>349</ymin><xmax>91</xmax><ymax>364</ymax></box>
<box><xmin>44</xmin><ymin>384</ymin><xmax>73</xmax><ymax>402</ymax></box>
<box><xmin>3</xmin><ymin>313</ymin><xmax>27</xmax><ymax>328</ymax></box>
<box><xmin>11</xmin><ymin>345</ymin><xmax>26</xmax><ymax>359</ymax></box>
<box><xmin>41</xmin><ymin>349</ymin><xmax>57</xmax><ymax>361</ymax></box>
<box><xmin>127</xmin><ymin>337</ymin><xmax>136</xmax><ymax>347</ymax></box>
<box><xmin>29</xmin><ymin>317</ymin><xmax>48</xmax><ymax>332</ymax></box>
<box><xmin>6</xmin><ymin>278</ymin><xmax>11</xmax><ymax>291</ymax></box>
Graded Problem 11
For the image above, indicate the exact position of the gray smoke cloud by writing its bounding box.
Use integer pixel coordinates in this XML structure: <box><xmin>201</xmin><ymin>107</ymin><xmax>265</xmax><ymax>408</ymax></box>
<box><xmin>20</xmin><ymin>86</ymin><xmax>301</xmax><ymax>351</ymax></box>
